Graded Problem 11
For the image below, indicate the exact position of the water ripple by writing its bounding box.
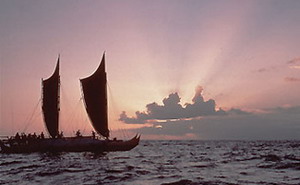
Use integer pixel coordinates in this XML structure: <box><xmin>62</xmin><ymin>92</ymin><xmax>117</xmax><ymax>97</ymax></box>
<box><xmin>1</xmin><ymin>140</ymin><xmax>300</xmax><ymax>185</ymax></box>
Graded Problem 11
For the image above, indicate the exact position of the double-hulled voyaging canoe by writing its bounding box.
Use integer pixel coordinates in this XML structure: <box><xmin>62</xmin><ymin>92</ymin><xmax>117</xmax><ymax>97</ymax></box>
<box><xmin>0</xmin><ymin>53</ymin><xmax>140</xmax><ymax>153</ymax></box>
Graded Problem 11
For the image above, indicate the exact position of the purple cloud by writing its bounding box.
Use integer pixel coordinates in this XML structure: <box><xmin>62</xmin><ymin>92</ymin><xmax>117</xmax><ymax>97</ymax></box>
<box><xmin>128</xmin><ymin>106</ymin><xmax>300</xmax><ymax>140</ymax></box>
<box><xmin>119</xmin><ymin>86</ymin><xmax>248</xmax><ymax>124</ymax></box>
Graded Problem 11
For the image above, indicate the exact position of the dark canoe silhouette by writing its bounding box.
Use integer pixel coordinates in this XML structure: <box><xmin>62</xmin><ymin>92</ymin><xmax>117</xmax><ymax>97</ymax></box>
<box><xmin>0</xmin><ymin>53</ymin><xmax>140</xmax><ymax>153</ymax></box>
<box><xmin>0</xmin><ymin>135</ymin><xmax>140</xmax><ymax>153</ymax></box>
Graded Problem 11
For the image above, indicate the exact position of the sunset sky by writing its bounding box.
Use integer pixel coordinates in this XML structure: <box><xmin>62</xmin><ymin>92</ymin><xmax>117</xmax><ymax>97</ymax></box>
<box><xmin>1</xmin><ymin>0</ymin><xmax>300</xmax><ymax>140</ymax></box>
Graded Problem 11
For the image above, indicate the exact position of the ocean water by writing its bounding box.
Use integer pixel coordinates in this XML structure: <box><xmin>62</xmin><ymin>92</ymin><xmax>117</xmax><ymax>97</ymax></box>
<box><xmin>0</xmin><ymin>140</ymin><xmax>299</xmax><ymax>185</ymax></box>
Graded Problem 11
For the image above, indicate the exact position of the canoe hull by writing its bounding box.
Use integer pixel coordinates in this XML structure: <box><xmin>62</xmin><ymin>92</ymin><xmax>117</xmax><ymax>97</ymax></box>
<box><xmin>0</xmin><ymin>135</ymin><xmax>140</xmax><ymax>153</ymax></box>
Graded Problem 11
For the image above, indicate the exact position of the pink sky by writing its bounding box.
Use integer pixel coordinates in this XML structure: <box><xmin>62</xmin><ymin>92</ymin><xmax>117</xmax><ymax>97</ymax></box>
<box><xmin>1</xmin><ymin>0</ymin><xmax>300</xmax><ymax>139</ymax></box>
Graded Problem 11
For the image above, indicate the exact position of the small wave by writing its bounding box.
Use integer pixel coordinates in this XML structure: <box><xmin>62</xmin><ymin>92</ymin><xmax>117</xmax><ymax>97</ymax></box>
<box><xmin>257</xmin><ymin>163</ymin><xmax>274</xmax><ymax>169</ymax></box>
<box><xmin>262</xmin><ymin>154</ymin><xmax>281</xmax><ymax>162</ymax></box>
<box><xmin>161</xmin><ymin>179</ymin><xmax>196</xmax><ymax>185</ymax></box>
<box><xmin>136</xmin><ymin>154</ymin><xmax>145</xmax><ymax>158</ymax></box>
<box><xmin>126</xmin><ymin>165</ymin><xmax>134</xmax><ymax>171</ymax></box>
<box><xmin>290</xmin><ymin>143</ymin><xmax>300</xmax><ymax>148</ymax></box>
<box><xmin>17</xmin><ymin>164</ymin><xmax>41</xmax><ymax>170</ymax></box>
<box><xmin>284</xmin><ymin>154</ymin><xmax>300</xmax><ymax>161</ymax></box>
<box><xmin>192</xmin><ymin>163</ymin><xmax>217</xmax><ymax>169</ymax></box>
<box><xmin>36</xmin><ymin>170</ymin><xmax>63</xmax><ymax>177</ymax></box>
<box><xmin>37</xmin><ymin>168</ymin><xmax>89</xmax><ymax>176</ymax></box>
<box><xmin>120</xmin><ymin>173</ymin><xmax>134</xmax><ymax>181</ymax></box>
<box><xmin>0</xmin><ymin>161</ymin><xmax>22</xmax><ymax>166</ymax></box>
<box><xmin>136</xmin><ymin>170</ymin><xmax>150</xmax><ymax>175</ymax></box>
<box><xmin>141</xmin><ymin>159</ymin><xmax>155</xmax><ymax>164</ymax></box>
<box><xmin>83</xmin><ymin>152</ymin><xmax>106</xmax><ymax>159</ymax></box>
<box><xmin>104</xmin><ymin>175</ymin><xmax>119</xmax><ymax>181</ymax></box>
<box><xmin>7</xmin><ymin>168</ymin><xmax>22</xmax><ymax>175</ymax></box>
<box><xmin>105</xmin><ymin>169</ymin><xmax>123</xmax><ymax>173</ymax></box>
<box><xmin>67</xmin><ymin>163</ymin><xmax>82</xmax><ymax>168</ymax></box>
<box><xmin>235</xmin><ymin>156</ymin><xmax>261</xmax><ymax>162</ymax></box>
<box><xmin>64</xmin><ymin>168</ymin><xmax>90</xmax><ymax>173</ymax></box>
<box><xmin>104</xmin><ymin>173</ymin><xmax>135</xmax><ymax>183</ymax></box>
<box><xmin>257</xmin><ymin>162</ymin><xmax>300</xmax><ymax>170</ymax></box>
<box><xmin>169</xmin><ymin>174</ymin><xmax>182</xmax><ymax>179</ymax></box>
<box><xmin>113</xmin><ymin>156</ymin><xmax>130</xmax><ymax>160</ymax></box>
<box><xmin>275</xmin><ymin>162</ymin><xmax>300</xmax><ymax>170</ymax></box>
<box><xmin>23</xmin><ymin>174</ymin><xmax>35</xmax><ymax>181</ymax></box>
<box><xmin>239</xmin><ymin>172</ymin><xmax>248</xmax><ymax>175</ymax></box>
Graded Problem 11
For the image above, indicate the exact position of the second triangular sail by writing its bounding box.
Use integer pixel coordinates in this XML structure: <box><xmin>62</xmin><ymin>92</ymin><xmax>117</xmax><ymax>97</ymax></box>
<box><xmin>80</xmin><ymin>54</ymin><xmax>109</xmax><ymax>138</ymax></box>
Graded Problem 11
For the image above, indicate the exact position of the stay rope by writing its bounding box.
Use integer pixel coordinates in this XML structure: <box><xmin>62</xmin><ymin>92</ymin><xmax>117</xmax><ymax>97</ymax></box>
<box><xmin>22</xmin><ymin>98</ymin><xmax>42</xmax><ymax>133</ymax></box>
<box><xmin>107</xmin><ymin>82</ymin><xmax>129</xmax><ymax>139</ymax></box>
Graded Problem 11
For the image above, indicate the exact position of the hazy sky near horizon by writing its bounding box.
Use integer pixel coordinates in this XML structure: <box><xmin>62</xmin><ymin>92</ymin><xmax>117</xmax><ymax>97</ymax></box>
<box><xmin>1</xmin><ymin>0</ymin><xmax>300</xmax><ymax>139</ymax></box>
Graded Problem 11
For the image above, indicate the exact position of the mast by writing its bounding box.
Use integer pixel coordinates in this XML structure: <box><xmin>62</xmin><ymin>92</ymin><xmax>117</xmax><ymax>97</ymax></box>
<box><xmin>80</xmin><ymin>53</ymin><xmax>109</xmax><ymax>138</ymax></box>
<box><xmin>42</xmin><ymin>57</ymin><xmax>60</xmax><ymax>138</ymax></box>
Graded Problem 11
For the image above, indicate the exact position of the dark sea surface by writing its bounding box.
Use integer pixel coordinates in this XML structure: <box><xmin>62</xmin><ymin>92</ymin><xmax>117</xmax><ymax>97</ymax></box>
<box><xmin>1</xmin><ymin>140</ymin><xmax>300</xmax><ymax>185</ymax></box>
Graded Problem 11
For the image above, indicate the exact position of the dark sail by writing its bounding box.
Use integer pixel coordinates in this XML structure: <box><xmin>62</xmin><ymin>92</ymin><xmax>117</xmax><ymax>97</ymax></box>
<box><xmin>80</xmin><ymin>54</ymin><xmax>109</xmax><ymax>138</ymax></box>
<box><xmin>42</xmin><ymin>57</ymin><xmax>60</xmax><ymax>138</ymax></box>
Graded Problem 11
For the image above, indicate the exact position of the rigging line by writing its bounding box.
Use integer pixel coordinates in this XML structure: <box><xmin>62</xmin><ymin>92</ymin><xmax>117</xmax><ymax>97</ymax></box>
<box><xmin>65</xmin><ymin>98</ymin><xmax>82</xmax><ymax>132</ymax></box>
<box><xmin>78</xmin><ymin>80</ymin><xmax>92</xmax><ymax>135</ymax></box>
<box><xmin>80</xmin><ymin>97</ymin><xmax>92</xmax><ymax>136</ymax></box>
<box><xmin>23</xmin><ymin>98</ymin><xmax>41</xmax><ymax>129</ymax></box>
<box><xmin>121</xmin><ymin>127</ymin><xmax>129</xmax><ymax>139</ymax></box>
<box><xmin>10</xmin><ymin>99</ymin><xmax>15</xmax><ymax>135</ymax></box>
<box><xmin>117</xmin><ymin>128</ymin><xmax>127</xmax><ymax>140</ymax></box>
<box><xmin>107</xmin><ymin>82</ymin><xmax>127</xmax><ymax>137</ymax></box>
<box><xmin>82</xmin><ymin>116</ymin><xmax>89</xmax><ymax>135</ymax></box>
<box><xmin>59</xmin><ymin>82</ymin><xmax>69</xmax><ymax>132</ymax></box>
<box><xmin>23</xmin><ymin>110</ymin><xmax>42</xmax><ymax>133</ymax></box>
<box><xmin>60</xmin><ymin>82</ymin><xmax>72</xmax><ymax>110</ymax></box>
<box><xmin>22</xmin><ymin>98</ymin><xmax>41</xmax><ymax>133</ymax></box>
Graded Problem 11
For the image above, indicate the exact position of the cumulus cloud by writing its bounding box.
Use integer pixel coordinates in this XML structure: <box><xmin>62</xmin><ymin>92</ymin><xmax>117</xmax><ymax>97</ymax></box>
<box><xmin>129</xmin><ymin>105</ymin><xmax>300</xmax><ymax>140</ymax></box>
<box><xmin>267</xmin><ymin>106</ymin><xmax>300</xmax><ymax>114</ymax></box>
<box><xmin>227</xmin><ymin>108</ymin><xmax>252</xmax><ymax>115</ymax></box>
<box><xmin>119</xmin><ymin>86</ymin><xmax>248</xmax><ymax>124</ymax></box>
<box><xmin>119</xmin><ymin>111</ymin><xmax>148</xmax><ymax>124</ymax></box>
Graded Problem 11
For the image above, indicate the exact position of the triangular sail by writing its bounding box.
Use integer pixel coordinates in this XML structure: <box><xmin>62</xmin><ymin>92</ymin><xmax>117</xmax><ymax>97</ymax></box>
<box><xmin>42</xmin><ymin>57</ymin><xmax>60</xmax><ymax>138</ymax></box>
<box><xmin>80</xmin><ymin>54</ymin><xmax>109</xmax><ymax>138</ymax></box>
